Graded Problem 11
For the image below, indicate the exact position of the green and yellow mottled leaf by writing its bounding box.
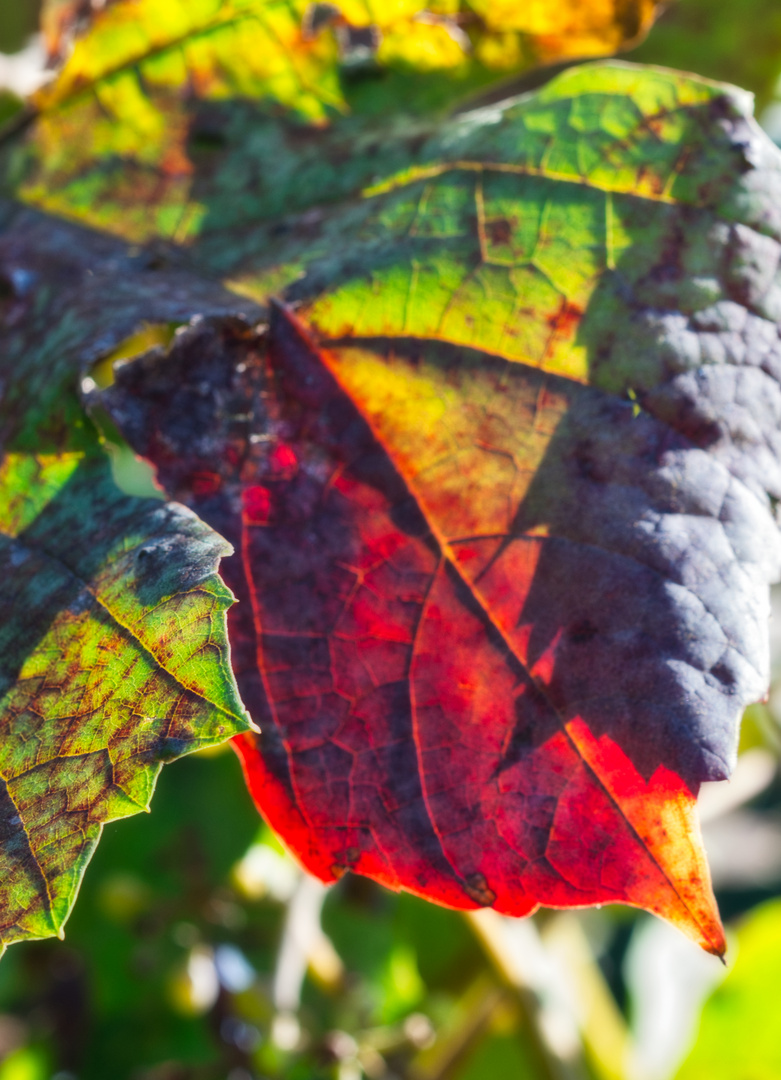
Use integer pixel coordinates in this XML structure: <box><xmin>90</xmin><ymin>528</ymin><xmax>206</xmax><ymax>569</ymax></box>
<box><xmin>7</xmin><ymin>55</ymin><xmax>781</xmax><ymax>953</ymax></box>
<box><xmin>14</xmin><ymin>0</ymin><xmax>660</xmax><ymax>241</ymax></box>
<box><xmin>0</xmin><ymin>447</ymin><xmax>252</xmax><ymax>948</ymax></box>
<box><xmin>218</xmin><ymin>60</ymin><xmax>757</xmax><ymax>340</ymax></box>
<box><xmin>78</xmin><ymin>62</ymin><xmax>781</xmax><ymax>952</ymax></box>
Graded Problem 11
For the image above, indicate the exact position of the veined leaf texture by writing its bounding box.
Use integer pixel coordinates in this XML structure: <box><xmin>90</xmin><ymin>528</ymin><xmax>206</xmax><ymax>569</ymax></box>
<box><xmin>3</xmin><ymin>0</ymin><xmax>781</xmax><ymax>953</ymax></box>
<box><xmin>0</xmin><ymin>449</ymin><xmax>252</xmax><ymax>948</ymax></box>
<box><xmin>84</xmin><ymin>64</ymin><xmax>781</xmax><ymax>953</ymax></box>
<box><xmin>0</xmin><ymin>207</ymin><xmax>261</xmax><ymax>947</ymax></box>
<box><xmin>21</xmin><ymin>0</ymin><xmax>659</xmax><ymax>240</ymax></box>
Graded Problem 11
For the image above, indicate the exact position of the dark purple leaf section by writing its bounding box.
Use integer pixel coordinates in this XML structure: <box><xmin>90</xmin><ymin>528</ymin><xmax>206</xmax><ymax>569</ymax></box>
<box><xmin>97</xmin><ymin>309</ymin><xmax>733</xmax><ymax>951</ymax></box>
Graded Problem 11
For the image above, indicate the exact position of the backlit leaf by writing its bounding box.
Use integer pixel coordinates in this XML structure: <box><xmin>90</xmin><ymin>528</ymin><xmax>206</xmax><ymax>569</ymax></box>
<box><xmin>97</xmin><ymin>300</ymin><xmax>729</xmax><ymax>952</ymax></box>
<box><xmin>14</xmin><ymin>0</ymin><xmax>660</xmax><ymax>241</ymax></box>
<box><xmin>139</xmin><ymin>64</ymin><xmax>781</xmax><ymax>951</ymax></box>
<box><xmin>0</xmin><ymin>446</ymin><xmax>252</xmax><ymax>949</ymax></box>
<box><xmin>10</xmin><ymin>59</ymin><xmax>781</xmax><ymax>953</ymax></box>
<box><xmin>0</xmin><ymin>202</ymin><xmax>264</xmax><ymax>949</ymax></box>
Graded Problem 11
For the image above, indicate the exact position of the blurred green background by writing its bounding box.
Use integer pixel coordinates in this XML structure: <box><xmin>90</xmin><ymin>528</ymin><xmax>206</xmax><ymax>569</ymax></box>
<box><xmin>4</xmin><ymin>2</ymin><xmax>781</xmax><ymax>1079</ymax></box>
<box><xmin>0</xmin><ymin>3</ymin><xmax>41</xmax><ymax>57</ymax></box>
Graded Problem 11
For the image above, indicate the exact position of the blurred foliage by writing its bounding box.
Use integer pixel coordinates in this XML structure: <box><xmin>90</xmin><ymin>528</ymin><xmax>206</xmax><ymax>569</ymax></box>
<box><xmin>0</xmin><ymin>95</ymin><xmax>22</xmax><ymax>129</ymax></box>
<box><xmin>0</xmin><ymin>1</ymin><xmax>41</xmax><ymax>56</ymax></box>
<box><xmin>0</xmin><ymin>723</ymin><xmax>778</xmax><ymax>1079</ymax></box>
<box><xmin>9</xmin><ymin>0</ymin><xmax>659</xmax><ymax>242</ymax></box>
<box><xmin>628</xmin><ymin>0</ymin><xmax>781</xmax><ymax>114</ymax></box>
<box><xmin>677</xmin><ymin>899</ymin><xmax>781</xmax><ymax>1080</ymax></box>
<box><xmin>3</xmin><ymin>1</ymin><xmax>781</xmax><ymax>1079</ymax></box>
<box><xmin>0</xmin><ymin>747</ymin><xmax>556</xmax><ymax>1080</ymax></box>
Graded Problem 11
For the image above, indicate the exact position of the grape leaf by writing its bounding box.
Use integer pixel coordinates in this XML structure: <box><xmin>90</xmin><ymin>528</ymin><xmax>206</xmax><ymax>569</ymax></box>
<box><xmin>88</xmin><ymin>61</ymin><xmax>781</xmax><ymax>954</ymax></box>
<box><xmin>8</xmin><ymin>58</ymin><xmax>781</xmax><ymax>953</ymax></box>
<box><xmin>13</xmin><ymin>0</ymin><xmax>660</xmax><ymax>242</ymax></box>
<box><xmin>0</xmin><ymin>445</ymin><xmax>252</xmax><ymax>949</ymax></box>
<box><xmin>0</xmin><ymin>202</ymin><xmax>265</xmax><ymax>949</ymax></box>
<box><xmin>92</xmin><ymin>307</ymin><xmax>717</xmax><ymax>953</ymax></box>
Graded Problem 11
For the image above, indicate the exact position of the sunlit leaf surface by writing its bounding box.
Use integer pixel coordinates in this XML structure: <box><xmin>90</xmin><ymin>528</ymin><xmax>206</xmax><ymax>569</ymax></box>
<box><xmin>0</xmin><ymin>447</ymin><xmax>251</xmax><ymax>948</ymax></box>
<box><xmin>16</xmin><ymin>0</ymin><xmax>660</xmax><ymax>240</ymax></box>
<box><xmin>8</xmin><ymin>36</ymin><xmax>781</xmax><ymax>950</ymax></box>
<box><xmin>0</xmin><ymin>202</ymin><xmax>265</xmax><ymax>948</ymax></box>
<box><xmin>3</xmin><ymin>0</ymin><xmax>781</xmax><ymax>1071</ymax></box>
<box><xmin>85</xmin><ymin>63</ymin><xmax>781</xmax><ymax>953</ymax></box>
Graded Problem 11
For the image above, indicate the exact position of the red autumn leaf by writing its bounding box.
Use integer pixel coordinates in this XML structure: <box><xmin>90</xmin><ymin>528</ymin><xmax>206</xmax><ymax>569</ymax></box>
<box><xmin>100</xmin><ymin>303</ymin><xmax>727</xmax><ymax>955</ymax></box>
<box><xmin>245</xmin><ymin>307</ymin><xmax>726</xmax><ymax>953</ymax></box>
<box><xmin>90</xmin><ymin>64</ymin><xmax>781</xmax><ymax>956</ymax></box>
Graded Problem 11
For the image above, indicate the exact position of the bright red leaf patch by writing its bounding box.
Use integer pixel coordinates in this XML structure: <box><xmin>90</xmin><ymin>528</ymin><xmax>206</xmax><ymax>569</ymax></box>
<box><xmin>101</xmin><ymin>307</ymin><xmax>728</xmax><ymax>953</ymax></box>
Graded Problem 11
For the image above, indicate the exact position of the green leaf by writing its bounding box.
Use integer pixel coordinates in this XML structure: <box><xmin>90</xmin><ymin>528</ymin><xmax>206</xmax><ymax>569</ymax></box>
<box><xmin>218</xmin><ymin>60</ymin><xmax>762</xmax><ymax>352</ymax></box>
<box><xmin>0</xmin><ymin>447</ymin><xmax>252</xmax><ymax>949</ymax></box>
<box><xmin>5</xmin><ymin>55</ymin><xmax>781</xmax><ymax>951</ymax></box>
<box><xmin>10</xmin><ymin>0</ymin><xmax>661</xmax><ymax>241</ymax></box>
<box><xmin>676</xmin><ymin>899</ymin><xmax>781</xmax><ymax>1079</ymax></box>
<box><xmin>0</xmin><ymin>202</ymin><xmax>262</xmax><ymax>947</ymax></box>
<box><xmin>89</xmin><ymin>61</ymin><xmax>781</xmax><ymax>951</ymax></box>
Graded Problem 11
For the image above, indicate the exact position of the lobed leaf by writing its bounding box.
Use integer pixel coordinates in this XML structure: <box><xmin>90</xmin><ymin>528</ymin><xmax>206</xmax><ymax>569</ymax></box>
<box><xmin>8</xmin><ymin>60</ymin><xmax>781</xmax><ymax>952</ymax></box>
<box><xmin>0</xmin><ymin>203</ymin><xmax>264</xmax><ymax>948</ymax></box>
<box><xmin>0</xmin><ymin>446</ymin><xmax>252</xmax><ymax>948</ymax></box>
<box><xmin>94</xmin><ymin>61</ymin><xmax>781</xmax><ymax>953</ymax></box>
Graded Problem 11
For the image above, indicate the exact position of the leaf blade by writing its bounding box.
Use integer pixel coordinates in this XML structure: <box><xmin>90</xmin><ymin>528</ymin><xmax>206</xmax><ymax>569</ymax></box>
<box><xmin>266</xmin><ymin>303</ymin><xmax>726</xmax><ymax>953</ymax></box>
<box><xmin>13</xmin><ymin>60</ymin><xmax>781</xmax><ymax>952</ymax></box>
<box><xmin>16</xmin><ymin>0</ymin><xmax>663</xmax><ymax>241</ymax></box>
<box><xmin>0</xmin><ymin>449</ymin><xmax>251</xmax><ymax>948</ymax></box>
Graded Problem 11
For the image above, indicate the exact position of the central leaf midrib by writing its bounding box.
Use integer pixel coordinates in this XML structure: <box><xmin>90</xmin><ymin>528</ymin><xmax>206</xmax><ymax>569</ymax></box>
<box><xmin>362</xmin><ymin>158</ymin><xmax>684</xmax><ymax>206</ymax></box>
<box><xmin>299</xmin><ymin>316</ymin><xmax>720</xmax><ymax>947</ymax></box>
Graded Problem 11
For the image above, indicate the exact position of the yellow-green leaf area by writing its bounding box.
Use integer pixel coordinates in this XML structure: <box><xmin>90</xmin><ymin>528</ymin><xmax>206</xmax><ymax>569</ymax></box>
<box><xmin>0</xmin><ymin>454</ymin><xmax>82</xmax><ymax>535</ymax></box>
<box><xmin>40</xmin><ymin>0</ymin><xmax>343</xmax><ymax>119</ymax></box>
<box><xmin>0</xmin><ymin>450</ymin><xmax>251</xmax><ymax>950</ymax></box>
<box><xmin>16</xmin><ymin>0</ymin><xmax>663</xmax><ymax>241</ymax></box>
<box><xmin>676</xmin><ymin>900</ymin><xmax>781</xmax><ymax>1079</ymax></box>
<box><xmin>274</xmin><ymin>62</ymin><xmax>762</xmax><ymax>390</ymax></box>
